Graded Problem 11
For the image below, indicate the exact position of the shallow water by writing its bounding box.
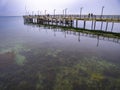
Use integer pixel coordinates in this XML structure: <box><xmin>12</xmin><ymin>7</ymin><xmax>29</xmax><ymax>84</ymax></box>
<box><xmin>0</xmin><ymin>16</ymin><xmax>120</xmax><ymax>90</ymax></box>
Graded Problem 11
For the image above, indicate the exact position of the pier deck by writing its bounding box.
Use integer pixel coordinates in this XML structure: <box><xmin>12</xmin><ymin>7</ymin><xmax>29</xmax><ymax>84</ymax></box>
<box><xmin>23</xmin><ymin>15</ymin><xmax>120</xmax><ymax>22</ymax></box>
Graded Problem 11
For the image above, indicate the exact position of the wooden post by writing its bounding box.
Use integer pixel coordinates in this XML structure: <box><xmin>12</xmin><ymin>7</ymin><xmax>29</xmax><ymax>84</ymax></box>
<box><xmin>105</xmin><ymin>21</ymin><xmax>108</xmax><ymax>31</ymax></box>
<box><xmin>111</xmin><ymin>22</ymin><xmax>114</xmax><ymax>32</ymax></box>
<box><xmin>55</xmin><ymin>19</ymin><xmax>57</xmax><ymax>25</ymax></box>
<box><xmin>76</xmin><ymin>20</ymin><xmax>78</xmax><ymax>28</ymax></box>
<box><xmin>37</xmin><ymin>18</ymin><xmax>38</xmax><ymax>24</ymax></box>
<box><xmin>83</xmin><ymin>20</ymin><xmax>86</xmax><ymax>29</ymax></box>
<box><xmin>94</xmin><ymin>15</ymin><xmax>96</xmax><ymax>30</ymax></box>
<box><xmin>91</xmin><ymin>20</ymin><xmax>94</xmax><ymax>30</ymax></box>
<box><xmin>62</xmin><ymin>19</ymin><xmax>63</xmax><ymax>26</ymax></box>
<box><xmin>48</xmin><ymin>19</ymin><xmax>49</xmax><ymax>24</ymax></box>
<box><xmin>32</xmin><ymin>18</ymin><xmax>34</xmax><ymax>23</ymax></box>
<box><xmin>51</xmin><ymin>18</ymin><xmax>53</xmax><ymax>25</ymax></box>
<box><xmin>60</xmin><ymin>20</ymin><xmax>61</xmax><ymax>26</ymax></box>
<box><xmin>65</xmin><ymin>19</ymin><xmax>66</xmax><ymax>26</ymax></box>
<box><xmin>62</xmin><ymin>19</ymin><xmax>64</xmax><ymax>26</ymax></box>
<box><xmin>58</xmin><ymin>19</ymin><xmax>60</xmax><ymax>26</ymax></box>
<box><xmin>94</xmin><ymin>21</ymin><xmax>96</xmax><ymax>30</ymax></box>
<box><xmin>70</xmin><ymin>20</ymin><xmax>73</xmax><ymax>27</ymax></box>
<box><xmin>33</xmin><ymin>18</ymin><xmax>35</xmax><ymax>23</ymax></box>
<box><xmin>100</xmin><ymin>21</ymin><xmax>103</xmax><ymax>30</ymax></box>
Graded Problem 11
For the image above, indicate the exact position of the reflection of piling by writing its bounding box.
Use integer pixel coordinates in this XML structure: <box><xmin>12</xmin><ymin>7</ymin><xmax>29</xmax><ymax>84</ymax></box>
<box><xmin>78</xmin><ymin>32</ymin><xmax>81</xmax><ymax>42</ymax></box>
<box><xmin>26</xmin><ymin>22</ymin><xmax>120</xmax><ymax>44</ymax></box>
<box><xmin>97</xmin><ymin>36</ymin><xmax>100</xmax><ymax>47</ymax></box>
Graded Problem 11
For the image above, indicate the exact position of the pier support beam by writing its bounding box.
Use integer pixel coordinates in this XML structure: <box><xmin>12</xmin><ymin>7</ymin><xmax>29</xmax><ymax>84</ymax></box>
<box><xmin>76</xmin><ymin>20</ymin><xmax>78</xmax><ymax>28</ymax></box>
<box><xmin>56</xmin><ymin>19</ymin><xmax>58</xmax><ymax>25</ymax></box>
<box><xmin>48</xmin><ymin>19</ymin><xmax>49</xmax><ymax>24</ymax></box>
<box><xmin>70</xmin><ymin>20</ymin><xmax>73</xmax><ymax>27</ymax></box>
<box><xmin>100</xmin><ymin>21</ymin><xmax>103</xmax><ymax>30</ymax></box>
<box><xmin>105</xmin><ymin>21</ymin><xmax>108</xmax><ymax>31</ymax></box>
<box><xmin>111</xmin><ymin>22</ymin><xmax>114</xmax><ymax>32</ymax></box>
<box><xmin>94</xmin><ymin>21</ymin><xmax>96</xmax><ymax>30</ymax></box>
<box><xmin>91</xmin><ymin>20</ymin><xmax>94</xmax><ymax>30</ymax></box>
<box><xmin>83</xmin><ymin>20</ymin><xmax>86</xmax><ymax>29</ymax></box>
<box><xmin>62</xmin><ymin>19</ymin><xmax>64</xmax><ymax>26</ymax></box>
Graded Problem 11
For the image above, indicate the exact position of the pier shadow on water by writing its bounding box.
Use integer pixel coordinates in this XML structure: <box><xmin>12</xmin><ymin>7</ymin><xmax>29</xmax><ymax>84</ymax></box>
<box><xmin>0</xmin><ymin>17</ymin><xmax>120</xmax><ymax>90</ymax></box>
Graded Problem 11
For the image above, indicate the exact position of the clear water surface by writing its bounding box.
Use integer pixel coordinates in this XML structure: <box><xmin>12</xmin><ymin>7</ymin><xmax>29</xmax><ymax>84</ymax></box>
<box><xmin>0</xmin><ymin>16</ymin><xmax>120</xmax><ymax>90</ymax></box>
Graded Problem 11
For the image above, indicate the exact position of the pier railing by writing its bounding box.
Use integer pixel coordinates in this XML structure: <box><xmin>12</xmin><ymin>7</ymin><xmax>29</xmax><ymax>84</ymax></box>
<box><xmin>24</xmin><ymin>14</ymin><xmax>120</xmax><ymax>19</ymax></box>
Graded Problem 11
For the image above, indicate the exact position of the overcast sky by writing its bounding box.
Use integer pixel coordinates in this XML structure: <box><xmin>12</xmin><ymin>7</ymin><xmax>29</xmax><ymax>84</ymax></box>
<box><xmin>0</xmin><ymin>0</ymin><xmax>120</xmax><ymax>16</ymax></box>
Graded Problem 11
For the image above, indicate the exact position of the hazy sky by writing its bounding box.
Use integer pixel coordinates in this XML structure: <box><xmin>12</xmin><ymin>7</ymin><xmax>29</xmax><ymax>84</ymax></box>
<box><xmin>0</xmin><ymin>0</ymin><xmax>120</xmax><ymax>16</ymax></box>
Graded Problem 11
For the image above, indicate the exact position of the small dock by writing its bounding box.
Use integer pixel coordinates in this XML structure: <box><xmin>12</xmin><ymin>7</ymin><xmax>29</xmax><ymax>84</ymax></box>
<box><xmin>23</xmin><ymin>14</ymin><xmax>120</xmax><ymax>32</ymax></box>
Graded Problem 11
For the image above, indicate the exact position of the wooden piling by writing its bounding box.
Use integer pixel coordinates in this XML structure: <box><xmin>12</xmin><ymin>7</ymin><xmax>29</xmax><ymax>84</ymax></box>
<box><xmin>70</xmin><ymin>20</ymin><xmax>73</xmax><ymax>27</ymax></box>
<box><xmin>100</xmin><ymin>21</ymin><xmax>103</xmax><ymax>30</ymax></box>
<box><xmin>91</xmin><ymin>20</ymin><xmax>94</xmax><ymax>30</ymax></box>
<box><xmin>52</xmin><ymin>18</ymin><xmax>53</xmax><ymax>25</ymax></box>
<box><xmin>76</xmin><ymin>20</ymin><xmax>78</xmax><ymax>28</ymax></box>
<box><xmin>105</xmin><ymin>21</ymin><xmax>108</xmax><ymax>31</ymax></box>
<box><xmin>83</xmin><ymin>20</ymin><xmax>86</xmax><ymax>29</ymax></box>
<box><xmin>94</xmin><ymin>21</ymin><xmax>96</xmax><ymax>30</ymax></box>
<box><xmin>93</xmin><ymin>15</ymin><xmax>97</xmax><ymax>30</ymax></box>
<box><xmin>48</xmin><ymin>19</ymin><xmax>49</xmax><ymax>24</ymax></box>
<box><xmin>62</xmin><ymin>19</ymin><xmax>64</xmax><ymax>26</ymax></box>
<box><xmin>56</xmin><ymin>19</ymin><xmax>57</xmax><ymax>25</ymax></box>
<box><xmin>111</xmin><ymin>22</ymin><xmax>114</xmax><ymax>32</ymax></box>
<box><xmin>64</xmin><ymin>19</ymin><xmax>66</xmax><ymax>26</ymax></box>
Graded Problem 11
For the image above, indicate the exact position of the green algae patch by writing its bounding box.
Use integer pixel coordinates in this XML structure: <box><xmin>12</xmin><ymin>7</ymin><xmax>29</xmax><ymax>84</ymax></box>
<box><xmin>45</xmin><ymin>49</ymin><xmax>62</xmax><ymax>58</ymax></box>
<box><xmin>1</xmin><ymin>44</ymin><xmax>28</xmax><ymax>66</ymax></box>
<box><xmin>75</xmin><ymin>57</ymin><xmax>117</xmax><ymax>74</ymax></box>
<box><xmin>36</xmin><ymin>73</ymin><xmax>44</xmax><ymax>90</ymax></box>
<box><xmin>54</xmin><ymin>56</ymin><xmax>120</xmax><ymax>90</ymax></box>
<box><xmin>15</xmin><ymin>54</ymin><xmax>26</xmax><ymax>66</ymax></box>
<box><xmin>0</xmin><ymin>48</ymin><xmax>12</xmax><ymax>54</ymax></box>
<box><xmin>90</xmin><ymin>73</ymin><xmax>104</xmax><ymax>81</ymax></box>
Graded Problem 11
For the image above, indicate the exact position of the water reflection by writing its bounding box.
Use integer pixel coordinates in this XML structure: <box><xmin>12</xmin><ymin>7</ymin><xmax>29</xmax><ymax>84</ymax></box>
<box><xmin>24</xmin><ymin>22</ymin><xmax>120</xmax><ymax>47</ymax></box>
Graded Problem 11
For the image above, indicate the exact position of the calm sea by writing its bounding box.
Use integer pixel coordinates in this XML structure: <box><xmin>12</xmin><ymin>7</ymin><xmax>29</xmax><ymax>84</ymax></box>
<box><xmin>0</xmin><ymin>16</ymin><xmax>120</xmax><ymax>90</ymax></box>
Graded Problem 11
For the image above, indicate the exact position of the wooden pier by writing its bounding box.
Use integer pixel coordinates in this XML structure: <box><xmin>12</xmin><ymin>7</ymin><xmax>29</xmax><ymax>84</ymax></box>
<box><xmin>23</xmin><ymin>14</ymin><xmax>120</xmax><ymax>32</ymax></box>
